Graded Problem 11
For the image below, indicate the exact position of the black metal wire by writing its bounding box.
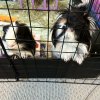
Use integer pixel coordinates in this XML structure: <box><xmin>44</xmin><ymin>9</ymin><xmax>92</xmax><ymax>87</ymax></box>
<box><xmin>26</xmin><ymin>0</ymin><xmax>39</xmax><ymax>79</ymax></box>
<box><xmin>46</xmin><ymin>0</ymin><xmax>50</xmax><ymax>60</ymax></box>
<box><xmin>55</xmin><ymin>0</ymin><xmax>72</xmax><ymax>78</ymax></box>
<box><xmin>0</xmin><ymin>38</ymin><xmax>19</xmax><ymax>81</ymax></box>
<box><xmin>45</xmin><ymin>0</ymin><xmax>50</xmax><ymax>82</ymax></box>
<box><xmin>85</xmin><ymin>85</ymin><xmax>98</xmax><ymax>100</ymax></box>
<box><xmin>0</xmin><ymin>79</ymin><xmax>100</xmax><ymax>85</ymax></box>
<box><xmin>60</xmin><ymin>0</ymin><xmax>72</xmax><ymax>59</ymax></box>
<box><xmin>4</xmin><ymin>0</ymin><xmax>33</xmax><ymax>80</ymax></box>
<box><xmin>5</xmin><ymin>0</ymin><xmax>23</xmax><ymax>59</ymax></box>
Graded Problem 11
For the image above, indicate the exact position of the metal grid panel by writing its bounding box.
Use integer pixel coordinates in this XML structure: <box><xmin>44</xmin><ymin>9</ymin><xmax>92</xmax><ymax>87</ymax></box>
<box><xmin>0</xmin><ymin>0</ymin><xmax>100</xmax><ymax>85</ymax></box>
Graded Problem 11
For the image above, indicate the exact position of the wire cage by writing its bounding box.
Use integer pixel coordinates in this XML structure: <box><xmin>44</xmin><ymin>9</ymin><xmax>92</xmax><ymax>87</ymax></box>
<box><xmin>0</xmin><ymin>0</ymin><xmax>100</xmax><ymax>85</ymax></box>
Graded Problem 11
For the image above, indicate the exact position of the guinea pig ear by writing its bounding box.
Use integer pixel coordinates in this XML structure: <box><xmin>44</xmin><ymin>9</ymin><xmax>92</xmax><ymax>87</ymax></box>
<box><xmin>15</xmin><ymin>21</ymin><xmax>19</xmax><ymax>25</ymax></box>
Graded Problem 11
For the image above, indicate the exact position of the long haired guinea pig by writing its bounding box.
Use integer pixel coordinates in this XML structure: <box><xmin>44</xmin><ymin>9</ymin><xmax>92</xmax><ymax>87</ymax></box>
<box><xmin>50</xmin><ymin>4</ymin><xmax>98</xmax><ymax>64</ymax></box>
<box><xmin>1</xmin><ymin>21</ymin><xmax>36</xmax><ymax>59</ymax></box>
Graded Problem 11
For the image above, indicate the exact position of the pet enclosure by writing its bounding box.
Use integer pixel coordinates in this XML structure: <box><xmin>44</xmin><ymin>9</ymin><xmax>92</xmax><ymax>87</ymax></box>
<box><xmin>0</xmin><ymin>0</ymin><xmax>100</xmax><ymax>86</ymax></box>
